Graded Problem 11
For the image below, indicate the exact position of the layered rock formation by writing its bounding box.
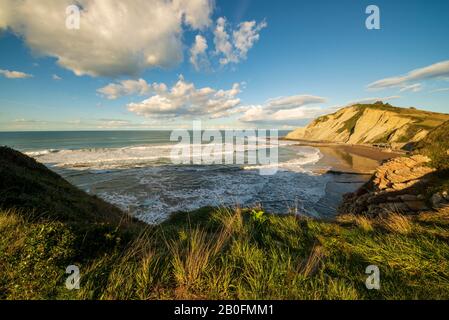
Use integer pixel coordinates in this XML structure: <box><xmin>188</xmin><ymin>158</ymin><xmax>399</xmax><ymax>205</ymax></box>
<box><xmin>339</xmin><ymin>155</ymin><xmax>449</xmax><ymax>216</ymax></box>
<box><xmin>286</xmin><ymin>102</ymin><xmax>449</xmax><ymax>150</ymax></box>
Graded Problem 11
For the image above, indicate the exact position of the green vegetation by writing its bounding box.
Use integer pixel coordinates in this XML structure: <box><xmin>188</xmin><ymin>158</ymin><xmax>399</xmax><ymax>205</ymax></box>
<box><xmin>415</xmin><ymin>120</ymin><xmax>449</xmax><ymax>171</ymax></box>
<box><xmin>314</xmin><ymin>115</ymin><xmax>330</xmax><ymax>123</ymax></box>
<box><xmin>336</xmin><ymin>108</ymin><xmax>364</xmax><ymax>135</ymax></box>
<box><xmin>1</xmin><ymin>147</ymin><xmax>449</xmax><ymax>300</ymax></box>
<box><xmin>0</xmin><ymin>147</ymin><xmax>143</xmax><ymax>299</ymax></box>
<box><xmin>2</xmin><ymin>205</ymin><xmax>449</xmax><ymax>300</ymax></box>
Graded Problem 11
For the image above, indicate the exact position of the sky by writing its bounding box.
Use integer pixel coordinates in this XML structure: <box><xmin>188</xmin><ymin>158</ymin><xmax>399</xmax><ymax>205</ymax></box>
<box><xmin>0</xmin><ymin>0</ymin><xmax>448</xmax><ymax>131</ymax></box>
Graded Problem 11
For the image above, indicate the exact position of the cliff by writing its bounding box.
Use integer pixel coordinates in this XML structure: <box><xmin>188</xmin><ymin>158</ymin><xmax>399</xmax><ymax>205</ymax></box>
<box><xmin>339</xmin><ymin>121</ymin><xmax>449</xmax><ymax>216</ymax></box>
<box><xmin>286</xmin><ymin>102</ymin><xmax>449</xmax><ymax>150</ymax></box>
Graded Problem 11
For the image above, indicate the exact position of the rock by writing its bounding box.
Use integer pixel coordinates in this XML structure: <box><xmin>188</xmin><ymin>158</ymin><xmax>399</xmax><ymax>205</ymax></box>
<box><xmin>381</xmin><ymin>202</ymin><xmax>410</xmax><ymax>212</ymax></box>
<box><xmin>338</xmin><ymin>154</ymin><xmax>437</xmax><ymax>217</ymax></box>
<box><xmin>409</xmin><ymin>155</ymin><xmax>431</xmax><ymax>164</ymax></box>
<box><xmin>431</xmin><ymin>192</ymin><xmax>449</xmax><ymax>209</ymax></box>
<box><xmin>386</xmin><ymin>166</ymin><xmax>434</xmax><ymax>184</ymax></box>
<box><xmin>431</xmin><ymin>193</ymin><xmax>443</xmax><ymax>208</ymax></box>
<box><xmin>392</xmin><ymin>180</ymin><xmax>418</xmax><ymax>191</ymax></box>
<box><xmin>442</xmin><ymin>191</ymin><xmax>449</xmax><ymax>200</ymax></box>
<box><xmin>399</xmin><ymin>194</ymin><xmax>418</xmax><ymax>201</ymax></box>
<box><xmin>404</xmin><ymin>200</ymin><xmax>428</xmax><ymax>212</ymax></box>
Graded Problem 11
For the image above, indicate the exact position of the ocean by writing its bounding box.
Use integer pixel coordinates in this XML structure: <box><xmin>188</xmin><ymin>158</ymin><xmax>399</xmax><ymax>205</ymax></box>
<box><xmin>0</xmin><ymin>130</ymin><xmax>336</xmax><ymax>224</ymax></box>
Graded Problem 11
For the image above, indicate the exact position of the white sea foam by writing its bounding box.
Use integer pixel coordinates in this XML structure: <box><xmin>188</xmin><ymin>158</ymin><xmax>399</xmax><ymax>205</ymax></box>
<box><xmin>25</xmin><ymin>149</ymin><xmax>59</xmax><ymax>157</ymax></box>
<box><xmin>28</xmin><ymin>142</ymin><xmax>330</xmax><ymax>224</ymax></box>
<box><xmin>244</xmin><ymin>147</ymin><xmax>322</xmax><ymax>173</ymax></box>
<box><xmin>29</xmin><ymin>144</ymin><xmax>175</xmax><ymax>169</ymax></box>
<box><xmin>91</xmin><ymin>153</ymin><xmax>330</xmax><ymax>224</ymax></box>
<box><xmin>28</xmin><ymin>140</ymin><xmax>281</xmax><ymax>170</ymax></box>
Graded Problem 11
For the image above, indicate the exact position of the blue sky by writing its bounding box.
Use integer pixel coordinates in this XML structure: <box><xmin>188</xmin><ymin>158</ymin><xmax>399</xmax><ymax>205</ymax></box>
<box><xmin>0</xmin><ymin>0</ymin><xmax>448</xmax><ymax>131</ymax></box>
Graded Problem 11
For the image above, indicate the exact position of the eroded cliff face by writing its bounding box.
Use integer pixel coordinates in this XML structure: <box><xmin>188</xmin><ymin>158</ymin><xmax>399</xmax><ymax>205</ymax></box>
<box><xmin>285</xmin><ymin>103</ymin><xmax>449</xmax><ymax>149</ymax></box>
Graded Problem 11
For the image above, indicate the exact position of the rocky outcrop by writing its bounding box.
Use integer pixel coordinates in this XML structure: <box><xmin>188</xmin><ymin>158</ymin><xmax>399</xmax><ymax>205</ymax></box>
<box><xmin>286</xmin><ymin>102</ymin><xmax>449</xmax><ymax>149</ymax></box>
<box><xmin>339</xmin><ymin>155</ymin><xmax>448</xmax><ymax>216</ymax></box>
<box><xmin>372</xmin><ymin>155</ymin><xmax>435</xmax><ymax>191</ymax></box>
<box><xmin>431</xmin><ymin>191</ymin><xmax>449</xmax><ymax>209</ymax></box>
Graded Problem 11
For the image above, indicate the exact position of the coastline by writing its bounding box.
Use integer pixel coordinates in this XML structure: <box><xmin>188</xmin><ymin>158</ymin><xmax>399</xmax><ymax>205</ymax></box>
<box><xmin>304</xmin><ymin>141</ymin><xmax>403</xmax><ymax>217</ymax></box>
<box><xmin>283</xmin><ymin>138</ymin><xmax>404</xmax><ymax>174</ymax></box>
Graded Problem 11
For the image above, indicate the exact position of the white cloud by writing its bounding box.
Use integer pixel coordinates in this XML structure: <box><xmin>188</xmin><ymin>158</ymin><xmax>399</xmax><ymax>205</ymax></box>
<box><xmin>399</xmin><ymin>83</ymin><xmax>421</xmax><ymax>92</ymax></box>
<box><xmin>239</xmin><ymin>106</ymin><xmax>328</xmax><ymax>123</ymax></box>
<box><xmin>126</xmin><ymin>76</ymin><xmax>241</xmax><ymax>119</ymax></box>
<box><xmin>233</xmin><ymin>20</ymin><xmax>267</xmax><ymax>59</ymax></box>
<box><xmin>1</xmin><ymin>117</ymin><xmax>155</xmax><ymax>130</ymax></box>
<box><xmin>97</xmin><ymin>79</ymin><xmax>167</xmax><ymax>100</ymax></box>
<box><xmin>52</xmin><ymin>74</ymin><xmax>62</xmax><ymax>80</ymax></box>
<box><xmin>214</xmin><ymin>17</ymin><xmax>266</xmax><ymax>65</ymax></box>
<box><xmin>239</xmin><ymin>94</ymin><xmax>328</xmax><ymax>123</ymax></box>
<box><xmin>13</xmin><ymin>118</ymin><xmax>42</xmax><ymax>123</ymax></box>
<box><xmin>0</xmin><ymin>69</ymin><xmax>33</xmax><ymax>79</ymax></box>
<box><xmin>190</xmin><ymin>35</ymin><xmax>209</xmax><ymax>71</ymax></box>
<box><xmin>214</xmin><ymin>17</ymin><xmax>237</xmax><ymax>65</ymax></box>
<box><xmin>367</xmin><ymin>60</ymin><xmax>449</xmax><ymax>90</ymax></box>
<box><xmin>0</xmin><ymin>0</ymin><xmax>213</xmax><ymax>77</ymax></box>
<box><xmin>430</xmin><ymin>87</ymin><xmax>449</xmax><ymax>93</ymax></box>
<box><xmin>94</xmin><ymin>119</ymin><xmax>132</xmax><ymax>129</ymax></box>
<box><xmin>265</xmin><ymin>95</ymin><xmax>326</xmax><ymax>111</ymax></box>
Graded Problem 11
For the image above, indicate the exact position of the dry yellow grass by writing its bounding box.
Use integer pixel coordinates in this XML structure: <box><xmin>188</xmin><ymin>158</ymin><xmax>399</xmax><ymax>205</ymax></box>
<box><xmin>379</xmin><ymin>212</ymin><xmax>413</xmax><ymax>234</ymax></box>
<box><xmin>300</xmin><ymin>244</ymin><xmax>325</xmax><ymax>277</ymax></box>
<box><xmin>337</xmin><ymin>214</ymin><xmax>374</xmax><ymax>232</ymax></box>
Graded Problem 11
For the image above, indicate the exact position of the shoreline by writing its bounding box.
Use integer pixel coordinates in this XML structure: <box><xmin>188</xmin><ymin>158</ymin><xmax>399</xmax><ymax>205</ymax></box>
<box><xmin>304</xmin><ymin>141</ymin><xmax>403</xmax><ymax>217</ymax></box>
<box><xmin>284</xmin><ymin>138</ymin><xmax>404</xmax><ymax>174</ymax></box>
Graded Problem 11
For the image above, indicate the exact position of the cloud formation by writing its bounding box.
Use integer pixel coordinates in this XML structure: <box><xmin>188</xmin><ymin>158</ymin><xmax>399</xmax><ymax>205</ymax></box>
<box><xmin>190</xmin><ymin>35</ymin><xmax>209</xmax><ymax>71</ymax></box>
<box><xmin>265</xmin><ymin>95</ymin><xmax>326</xmax><ymax>111</ymax></box>
<box><xmin>98</xmin><ymin>79</ymin><xmax>167</xmax><ymax>100</ymax></box>
<box><xmin>430</xmin><ymin>87</ymin><xmax>449</xmax><ymax>93</ymax></box>
<box><xmin>239</xmin><ymin>95</ymin><xmax>327</xmax><ymax>124</ymax></box>
<box><xmin>213</xmin><ymin>17</ymin><xmax>266</xmax><ymax>65</ymax></box>
<box><xmin>126</xmin><ymin>76</ymin><xmax>241</xmax><ymax>119</ymax></box>
<box><xmin>0</xmin><ymin>0</ymin><xmax>213</xmax><ymax>77</ymax></box>
<box><xmin>367</xmin><ymin>60</ymin><xmax>449</xmax><ymax>90</ymax></box>
<box><xmin>0</xmin><ymin>69</ymin><xmax>33</xmax><ymax>79</ymax></box>
<box><xmin>399</xmin><ymin>83</ymin><xmax>421</xmax><ymax>93</ymax></box>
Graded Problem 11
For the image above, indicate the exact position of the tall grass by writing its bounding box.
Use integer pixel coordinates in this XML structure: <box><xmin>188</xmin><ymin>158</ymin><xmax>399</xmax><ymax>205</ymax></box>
<box><xmin>2</xmin><ymin>207</ymin><xmax>449</xmax><ymax>300</ymax></box>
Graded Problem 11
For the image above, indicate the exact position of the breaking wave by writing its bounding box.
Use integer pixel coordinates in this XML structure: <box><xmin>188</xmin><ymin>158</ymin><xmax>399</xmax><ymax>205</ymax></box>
<box><xmin>26</xmin><ymin>141</ymin><xmax>330</xmax><ymax>224</ymax></box>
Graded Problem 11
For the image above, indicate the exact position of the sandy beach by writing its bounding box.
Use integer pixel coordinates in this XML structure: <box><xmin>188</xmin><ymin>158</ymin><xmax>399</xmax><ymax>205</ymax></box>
<box><xmin>303</xmin><ymin>142</ymin><xmax>404</xmax><ymax>217</ymax></box>
<box><xmin>283</xmin><ymin>139</ymin><xmax>404</xmax><ymax>174</ymax></box>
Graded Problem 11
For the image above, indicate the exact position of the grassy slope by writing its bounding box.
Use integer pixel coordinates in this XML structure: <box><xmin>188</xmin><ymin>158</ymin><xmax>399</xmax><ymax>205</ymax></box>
<box><xmin>1</xmin><ymin>147</ymin><xmax>449</xmax><ymax>300</ymax></box>
<box><xmin>0</xmin><ymin>147</ymin><xmax>144</xmax><ymax>299</ymax></box>
<box><xmin>415</xmin><ymin>120</ymin><xmax>449</xmax><ymax>171</ymax></box>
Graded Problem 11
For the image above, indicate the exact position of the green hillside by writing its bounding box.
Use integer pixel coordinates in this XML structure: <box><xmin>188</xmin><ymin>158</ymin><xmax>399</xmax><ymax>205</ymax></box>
<box><xmin>1</xmin><ymin>146</ymin><xmax>449</xmax><ymax>299</ymax></box>
<box><xmin>415</xmin><ymin>120</ymin><xmax>449</xmax><ymax>171</ymax></box>
<box><xmin>0</xmin><ymin>146</ymin><xmax>144</xmax><ymax>299</ymax></box>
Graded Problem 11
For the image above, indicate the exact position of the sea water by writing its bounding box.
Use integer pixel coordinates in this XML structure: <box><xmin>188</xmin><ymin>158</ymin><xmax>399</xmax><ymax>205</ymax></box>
<box><xmin>0</xmin><ymin>131</ymin><xmax>332</xmax><ymax>224</ymax></box>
